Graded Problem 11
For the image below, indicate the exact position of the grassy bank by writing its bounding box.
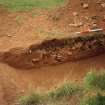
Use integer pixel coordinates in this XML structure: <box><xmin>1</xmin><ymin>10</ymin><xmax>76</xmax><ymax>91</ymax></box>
<box><xmin>0</xmin><ymin>0</ymin><xmax>65</xmax><ymax>11</ymax></box>
<box><xmin>19</xmin><ymin>70</ymin><xmax>105</xmax><ymax>105</ymax></box>
<box><xmin>19</xmin><ymin>83</ymin><xmax>82</xmax><ymax>105</ymax></box>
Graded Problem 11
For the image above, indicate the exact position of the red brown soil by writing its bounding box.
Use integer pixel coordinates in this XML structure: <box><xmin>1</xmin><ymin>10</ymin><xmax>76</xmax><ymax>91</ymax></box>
<box><xmin>2</xmin><ymin>33</ymin><xmax>105</xmax><ymax>69</ymax></box>
<box><xmin>53</xmin><ymin>0</ymin><xmax>105</xmax><ymax>32</ymax></box>
<box><xmin>1</xmin><ymin>0</ymin><xmax>105</xmax><ymax>51</ymax></box>
<box><xmin>0</xmin><ymin>53</ymin><xmax>105</xmax><ymax>105</ymax></box>
<box><xmin>0</xmin><ymin>0</ymin><xmax>105</xmax><ymax>104</ymax></box>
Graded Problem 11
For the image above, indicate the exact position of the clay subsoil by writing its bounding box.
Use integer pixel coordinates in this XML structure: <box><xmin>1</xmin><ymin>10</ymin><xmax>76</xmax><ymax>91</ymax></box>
<box><xmin>0</xmin><ymin>0</ymin><xmax>105</xmax><ymax>104</ymax></box>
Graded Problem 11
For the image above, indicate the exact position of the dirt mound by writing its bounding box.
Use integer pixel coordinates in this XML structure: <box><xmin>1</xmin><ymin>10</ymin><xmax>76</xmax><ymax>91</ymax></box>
<box><xmin>1</xmin><ymin>31</ymin><xmax>105</xmax><ymax>69</ymax></box>
<box><xmin>52</xmin><ymin>0</ymin><xmax>105</xmax><ymax>32</ymax></box>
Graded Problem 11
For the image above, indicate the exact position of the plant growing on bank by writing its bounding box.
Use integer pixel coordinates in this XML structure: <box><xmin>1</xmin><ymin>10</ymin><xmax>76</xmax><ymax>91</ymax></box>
<box><xmin>19</xmin><ymin>92</ymin><xmax>43</xmax><ymax>105</ymax></box>
<box><xmin>48</xmin><ymin>83</ymin><xmax>81</xmax><ymax>100</ymax></box>
<box><xmin>80</xmin><ymin>70</ymin><xmax>105</xmax><ymax>105</ymax></box>
<box><xmin>0</xmin><ymin>0</ymin><xmax>65</xmax><ymax>11</ymax></box>
<box><xmin>80</xmin><ymin>93</ymin><xmax>105</xmax><ymax>105</ymax></box>
<box><xmin>15</xmin><ymin>16</ymin><xmax>24</xmax><ymax>25</ymax></box>
<box><xmin>19</xmin><ymin>83</ymin><xmax>82</xmax><ymax>105</ymax></box>
<box><xmin>84</xmin><ymin>71</ymin><xmax>105</xmax><ymax>90</ymax></box>
<box><xmin>19</xmin><ymin>70</ymin><xmax>105</xmax><ymax>105</ymax></box>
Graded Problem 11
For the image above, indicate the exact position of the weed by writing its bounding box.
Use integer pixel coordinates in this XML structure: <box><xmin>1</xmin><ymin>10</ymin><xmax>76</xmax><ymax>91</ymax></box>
<box><xmin>35</xmin><ymin>27</ymin><xmax>66</xmax><ymax>39</ymax></box>
<box><xmin>52</xmin><ymin>15</ymin><xmax>60</xmax><ymax>21</ymax></box>
<box><xmin>19</xmin><ymin>70</ymin><xmax>105</xmax><ymax>105</ymax></box>
<box><xmin>15</xmin><ymin>16</ymin><xmax>24</xmax><ymax>25</ymax></box>
<box><xmin>31</xmin><ymin>12</ymin><xmax>42</xmax><ymax>17</ymax></box>
<box><xmin>19</xmin><ymin>83</ymin><xmax>80</xmax><ymax>105</ymax></box>
<box><xmin>0</xmin><ymin>0</ymin><xmax>66</xmax><ymax>11</ymax></box>
<box><xmin>19</xmin><ymin>92</ymin><xmax>43</xmax><ymax>105</ymax></box>
<box><xmin>84</xmin><ymin>71</ymin><xmax>105</xmax><ymax>91</ymax></box>
<box><xmin>80</xmin><ymin>93</ymin><xmax>105</xmax><ymax>105</ymax></box>
<box><xmin>48</xmin><ymin>83</ymin><xmax>80</xmax><ymax>100</ymax></box>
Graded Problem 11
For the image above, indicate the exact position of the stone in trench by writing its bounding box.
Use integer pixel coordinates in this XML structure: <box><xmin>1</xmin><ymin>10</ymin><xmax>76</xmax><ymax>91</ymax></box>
<box><xmin>101</xmin><ymin>3</ymin><xmax>105</xmax><ymax>8</ymax></box>
<box><xmin>32</xmin><ymin>58</ymin><xmax>40</xmax><ymax>64</ymax></box>
<box><xmin>67</xmin><ymin>52</ymin><xmax>73</xmax><ymax>56</ymax></box>
<box><xmin>7</xmin><ymin>34</ymin><xmax>12</xmax><ymax>37</ymax></box>
<box><xmin>69</xmin><ymin>21</ymin><xmax>83</xmax><ymax>27</ymax></box>
<box><xmin>72</xmin><ymin>46</ymin><xmax>76</xmax><ymax>50</ymax></box>
<box><xmin>75</xmin><ymin>22</ymin><xmax>83</xmax><ymax>27</ymax></box>
<box><xmin>55</xmin><ymin>54</ymin><xmax>64</xmax><ymax>62</ymax></box>
<box><xmin>29</xmin><ymin>50</ymin><xmax>32</xmax><ymax>54</ymax></box>
<box><xmin>75</xmin><ymin>43</ymin><xmax>82</xmax><ymax>48</ymax></box>
<box><xmin>91</xmin><ymin>16</ymin><xmax>98</xmax><ymax>20</ymax></box>
<box><xmin>82</xmin><ymin>3</ymin><xmax>89</xmax><ymax>9</ymax></box>
<box><xmin>85</xmin><ymin>16</ymin><xmax>89</xmax><ymax>20</ymax></box>
<box><xmin>96</xmin><ymin>0</ymin><xmax>102</xmax><ymax>4</ymax></box>
<box><xmin>91</xmin><ymin>21</ymin><xmax>98</xmax><ymax>29</ymax></box>
<box><xmin>92</xmin><ymin>23</ymin><xmax>98</xmax><ymax>28</ymax></box>
<box><xmin>103</xmin><ymin>15</ymin><xmax>105</xmax><ymax>21</ymax></box>
<box><xmin>73</xmin><ymin>12</ymin><xmax>79</xmax><ymax>16</ymax></box>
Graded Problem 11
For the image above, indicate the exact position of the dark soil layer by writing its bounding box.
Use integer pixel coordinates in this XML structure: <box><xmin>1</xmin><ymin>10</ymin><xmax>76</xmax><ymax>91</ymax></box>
<box><xmin>1</xmin><ymin>32</ymin><xmax>105</xmax><ymax>69</ymax></box>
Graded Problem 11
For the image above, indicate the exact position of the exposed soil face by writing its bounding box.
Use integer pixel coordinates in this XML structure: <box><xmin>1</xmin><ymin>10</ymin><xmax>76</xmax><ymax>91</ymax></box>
<box><xmin>1</xmin><ymin>32</ymin><xmax>105</xmax><ymax>69</ymax></box>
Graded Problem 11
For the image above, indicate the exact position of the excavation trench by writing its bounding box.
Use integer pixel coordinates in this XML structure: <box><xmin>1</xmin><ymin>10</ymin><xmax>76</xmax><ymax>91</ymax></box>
<box><xmin>1</xmin><ymin>32</ymin><xmax>105</xmax><ymax>69</ymax></box>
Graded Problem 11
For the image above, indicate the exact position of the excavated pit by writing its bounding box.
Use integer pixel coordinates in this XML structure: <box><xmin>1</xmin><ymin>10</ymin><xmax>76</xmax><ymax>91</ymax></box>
<box><xmin>1</xmin><ymin>32</ymin><xmax>105</xmax><ymax>69</ymax></box>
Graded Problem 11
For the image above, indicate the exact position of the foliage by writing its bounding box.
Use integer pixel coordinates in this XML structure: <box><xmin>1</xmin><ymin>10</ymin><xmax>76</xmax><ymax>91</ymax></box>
<box><xmin>19</xmin><ymin>71</ymin><xmax>105</xmax><ymax>105</ymax></box>
<box><xmin>80</xmin><ymin>93</ymin><xmax>105</xmax><ymax>105</ymax></box>
<box><xmin>15</xmin><ymin>16</ymin><xmax>24</xmax><ymax>25</ymax></box>
<box><xmin>0</xmin><ymin>0</ymin><xmax>65</xmax><ymax>11</ymax></box>
<box><xmin>48</xmin><ymin>83</ymin><xmax>80</xmax><ymax>100</ymax></box>
<box><xmin>84</xmin><ymin>71</ymin><xmax>105</xmax><ymax>90</ymax></box>
<box><xmin>19</xmin><ymin>92</ymin><xmax>43</xmax><ymax>105</ymax></box>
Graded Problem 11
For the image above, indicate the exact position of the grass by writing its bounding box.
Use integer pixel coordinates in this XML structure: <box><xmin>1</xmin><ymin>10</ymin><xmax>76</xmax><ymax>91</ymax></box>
<box><xmin>19</xmin><ymin>83</ymin><xmax>82</xmax><ymax>105</ymax></box>
<box><xmin>48</xmin><ymin>83</ymin><xmax>80</xmax><ymax>100</ymax></box>
<box><xmin>31</xmin><ymin>12</ymin><xmax>42</xmax><ymax>17</ymax></box>
<box><xmin>81</xmin><ymin>70</ymin><xmax>105</xmax><ymax>105</ymax></box>
<box><xmin>35</xmin><ymin>27</ymin><xmax>67</xmax><ymax>40</ymax></box>
<box><xmin>80</xmin><ymin>93</ymin><xmax>105</xmax><ymax>105</ymax></box>
<box><xmin>15</xmin><ymin>16</ymin><xmax>25</xmax><ymax>25</ymax></box>
<box><xmin>0</xmin><ymin>0</ymin><xmax>66</xmax><ymax>11</ymax></box>
<box><xmin>84</xmin><ymin>71</ymin><xmax>105</xmax><ymax>91</ymax></box>
<box><xmin>19</xmin><ymin>92</ymin><xmax>43</xmax><ymax>105</ymax></box>
<box><xmin>19</xmin><ymin>70</ymin><xmax>105</xmax><ymax>105</ymax></box>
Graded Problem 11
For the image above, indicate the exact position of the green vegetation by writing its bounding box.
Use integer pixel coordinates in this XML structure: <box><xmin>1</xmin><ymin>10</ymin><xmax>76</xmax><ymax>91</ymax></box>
<box><xmin>0</xmin><ymin>0</ymin><xmax>65</xmax><ymax>11</ymax></box>
<box><xmin>84</xmin><ymin>71</ymin><xmax>105</xmax><ymax>90</ymax></box>
<box><xmin>48</xmin><ymin>83</ymin><xmax>80</xmax><ymax>100</ymax></box>
<box><xmin>15</xmin><ymin>16</ymin><xmax>24</xmax><ymax>25</ymax></box>
<box><xmin>19</xmin><ymin>92</ymin><xmax>43</xmax><ymax>105</ymax></box>
<box><xmin>19</xmin><ymin>70</ymin><xmax>105</xmax><ymax>105</ymax></box>
<box><xmin>19</xmin><ymin>83</ymin><xmax>81</xmax><ymax>105</ymax></box>
<box><xmin>31</xmin><ymin>12</ymin><xmax>42</xmax><ymax>17</ymax></box>
<box><xmin>80</xmin><ymin>94</ymin><xmax>105</xmax><ymax>105</ymax></box>
<box><xmin>35</xmin><ymin>27</ymin><xmax>65</xmax><ymax>39</ymax></box>
<box><xmin>80</xmin><ymin>70</ymin><xmax>105</xmax><ymax>105</ymax></box>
